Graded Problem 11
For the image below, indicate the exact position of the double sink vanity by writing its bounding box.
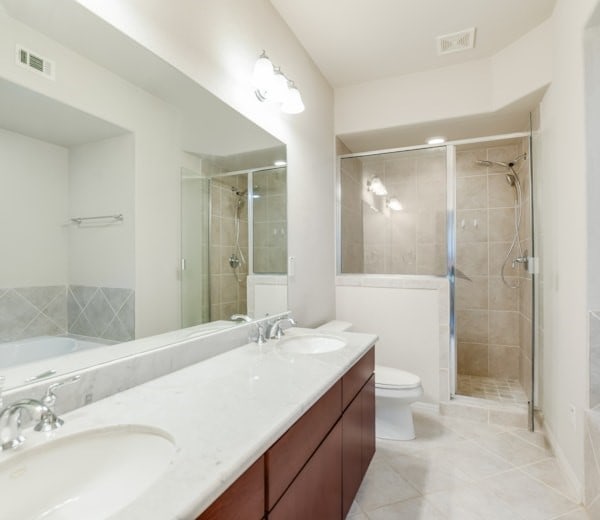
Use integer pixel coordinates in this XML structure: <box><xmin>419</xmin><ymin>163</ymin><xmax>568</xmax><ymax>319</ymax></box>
<box><xmin>0</xmin><ymin>323</ymin><xmax>377</xmax><ymax>519</ymax></box>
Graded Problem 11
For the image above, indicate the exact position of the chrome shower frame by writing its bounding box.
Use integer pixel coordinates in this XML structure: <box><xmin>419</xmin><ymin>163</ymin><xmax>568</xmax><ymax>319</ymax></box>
<box><xmin>337</xmin><ymin>131</ymin><xmax>535</xmax><ymax>428</ymax></box>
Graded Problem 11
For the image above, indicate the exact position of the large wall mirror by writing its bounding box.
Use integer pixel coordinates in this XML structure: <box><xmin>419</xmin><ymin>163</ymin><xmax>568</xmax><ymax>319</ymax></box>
<box><xmin>0</xmin><ymin>0</ymin><xmax>287</xmax><ymax>390</ymax></box>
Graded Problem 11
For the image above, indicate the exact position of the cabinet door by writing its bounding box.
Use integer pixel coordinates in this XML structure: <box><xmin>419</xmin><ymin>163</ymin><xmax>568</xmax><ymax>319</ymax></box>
<box><xmin>268</xmin><ymin>421</ymin><xmax>342</xmax><ymax>520</ymax></box>
<box><xmin>197</xmin><ymin>456</ymin><xmax>264</xmax><ymax>520</ymax></box>
<box><xmin>342</xmin><ymin>392</ymin><xmax>362</xmax><ymax>518</ymax></box>
<box><xmin>361</xmin><ymin>375</ymin><xmax>376</xmax><ymax>477</ymax></box>
<box><xmin>266</xmin><ymin>381</ymin><xmax>342</xmax><ymax>510</ymax></box>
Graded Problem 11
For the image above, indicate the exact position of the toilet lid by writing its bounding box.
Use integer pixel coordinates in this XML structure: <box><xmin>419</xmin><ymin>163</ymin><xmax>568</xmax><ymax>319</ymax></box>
<box><xmin>375</xmin><ymin>365</ymin><xmax>421</xmax><ymax>389</ymax></box>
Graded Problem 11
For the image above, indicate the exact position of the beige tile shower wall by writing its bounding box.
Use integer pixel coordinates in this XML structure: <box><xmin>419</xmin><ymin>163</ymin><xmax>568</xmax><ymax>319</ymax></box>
<box><xmin>253</xmin><ymin>169</ymin><xmax>287</xmax><ymax>274</ymax></box>
<box><xmin>359</xmin><ymin>149</ymin><xmax>446</xmax><ymax>275</ymax></box>
<box><xmin>340</xmin><ymin>157</ymin><xmax>364</xmax><ymax>273</ymax></box>
<box><xmin>209</xmin><ymin>175</ymin><xmax>248</xmax><ymax>321</ymax></box>
<box><xmin>456</xmin><ymin>140</ymin><xmax>530</xmax><ymax>380</ymax></box>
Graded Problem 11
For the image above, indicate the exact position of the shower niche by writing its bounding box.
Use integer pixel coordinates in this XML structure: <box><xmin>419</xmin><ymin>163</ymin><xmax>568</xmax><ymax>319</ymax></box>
<box><xmin>180</xmin><ymin>153</ymin><xmax>287</xmax><ymax>328</ymax></box>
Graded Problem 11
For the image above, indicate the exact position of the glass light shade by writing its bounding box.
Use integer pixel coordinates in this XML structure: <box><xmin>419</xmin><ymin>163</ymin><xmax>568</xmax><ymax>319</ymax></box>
<box><xmin>387</xmin><ymin>197</ymin><xmax>403</xmax><ymax>211</ymax></box>
<box><xmin>368</xmin><ymin>177</ymin><xmax>387</xmax><ymax>196</ymax></box>
<box><xmin>253</xmin><ymin>55</ymin><xmax>274</xmax><ymax>90</ymax></box>
<box><xmin>281</xmin><ymin>85</ymin><xmax>305</xmax><ymax>114</ymax></box>
<box><xmin>268</xmin><ymin>68</ymin><xmax>290</xmax><ymax>103</ymax></box>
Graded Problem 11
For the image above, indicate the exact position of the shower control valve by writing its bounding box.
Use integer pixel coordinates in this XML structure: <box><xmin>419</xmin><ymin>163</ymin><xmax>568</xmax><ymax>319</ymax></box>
<box><xmin>512</xmin><ymin>256</ymin><xmax>529</xmax><ymax>270</ymax></box>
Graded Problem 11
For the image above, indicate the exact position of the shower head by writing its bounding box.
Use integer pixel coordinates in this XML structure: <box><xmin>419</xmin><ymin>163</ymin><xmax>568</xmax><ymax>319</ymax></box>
<box><xmin>475</xmin><ymin>152</ymin><xmax>527</xmax><ymax>170</ymax></box>
<box><xmin>231</xmin><ymin>187</ymin><xmax>247</xmax><ymax>197</ymax></box>
<box><xmin>475</xmin><ymin>159</ymin><xmax>510</xmax><ymax>169</ymax></box>
<box><xmin>505</xmin><ymin>173</ymin><xmax>516</xmax><ymax>186</ymax></box>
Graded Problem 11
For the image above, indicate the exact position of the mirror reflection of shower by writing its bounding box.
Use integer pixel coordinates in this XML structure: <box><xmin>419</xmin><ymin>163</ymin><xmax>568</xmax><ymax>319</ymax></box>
<box><xmin>475</xmin><ymin>152</ymin><xmax>528</xmax><ymax>289</ymax></box>
<box><xmin>229</xmin><ymin>186</ymin><xmax>248</xmax><ymax>283</ymax></box>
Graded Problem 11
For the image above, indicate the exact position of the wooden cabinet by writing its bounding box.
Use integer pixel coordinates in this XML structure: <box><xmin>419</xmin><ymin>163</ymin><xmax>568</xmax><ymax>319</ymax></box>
<box><xmin>198</xmin><ymin>346</ymin><xmax>375</xmax><ymax>520</ymax></box>
<box><xmin>341</xmin><ymin>362</ymin><xmax>375</xmax><ymax>518</ymax></box>
<box><xmin>269</xmin><ymin>422</ymin><xmax>342</xmax><ymax>520</ymax></box>
<box><xmin>266</xmin><ymin>381</ymin><xmax>342</xmax><ymax>510</ymax></box>
<box><xmin>196</xmin><ymin>456</ymin><xmax>264</xmax><ymax>520</ymax></box>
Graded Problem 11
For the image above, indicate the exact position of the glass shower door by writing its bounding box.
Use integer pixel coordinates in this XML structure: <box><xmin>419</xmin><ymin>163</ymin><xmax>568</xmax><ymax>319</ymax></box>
<box><xmin>180</xmin><ymin>168</ymin><xmax>210</xmax><ymax>328</ymax></box>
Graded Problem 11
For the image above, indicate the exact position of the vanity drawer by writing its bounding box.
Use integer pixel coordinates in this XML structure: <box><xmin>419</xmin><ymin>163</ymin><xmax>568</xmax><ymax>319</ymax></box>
<box><xmin>268</xmin><ymin>421</ymin><xmax>342</xmax><ymax>520</ymax></box>
<box><xmin>265</xmin><ymin>380</ymin><xmax>342</xmax><ymax>510</ymax></box>
<box><xmin>197</xmin><ymin>456</ymin><xmax>264</xmax><ymax>520</ymax></box>
<box><xmin>342</xmin><ymin>346</ymin><xmax>375</xmax><ymax>409</ymax></box>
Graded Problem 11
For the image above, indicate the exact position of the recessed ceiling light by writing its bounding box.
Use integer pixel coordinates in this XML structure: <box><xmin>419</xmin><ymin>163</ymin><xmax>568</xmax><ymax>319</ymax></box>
<box><xmin>274</xmin><ymin>160</ymin><xmax>287</xmax><ymax>166</ymax></box>
<box><xmin>427</xmin><ymin>137</ymin><xmax>446</xmax><ymax>145</ymax></box>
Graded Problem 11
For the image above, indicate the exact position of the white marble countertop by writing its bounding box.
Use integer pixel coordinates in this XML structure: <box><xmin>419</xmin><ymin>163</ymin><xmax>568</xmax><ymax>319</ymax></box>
<box><xmin>1</xmin><ymin>327</ymin><xmax>377</xmax><ymax>520</ymax></box>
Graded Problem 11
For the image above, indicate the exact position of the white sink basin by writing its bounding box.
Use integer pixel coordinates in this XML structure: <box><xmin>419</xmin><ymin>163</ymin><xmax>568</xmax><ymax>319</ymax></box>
<box><xmin>0</xmin><ymin>425</ymin><xmax>175</xmax><ymax>520</ymax></box>
<box><xmin>277</xmin><ymin>334</ymin><xmax>347</xmax><ymax>354</ymax></box>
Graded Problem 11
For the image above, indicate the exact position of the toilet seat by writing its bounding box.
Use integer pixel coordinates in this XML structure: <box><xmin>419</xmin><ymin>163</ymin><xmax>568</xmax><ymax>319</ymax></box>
<box><xmin>375</xmin><ymin>365</ymin><xmax>421</xmax><ymax>390</ymax></box>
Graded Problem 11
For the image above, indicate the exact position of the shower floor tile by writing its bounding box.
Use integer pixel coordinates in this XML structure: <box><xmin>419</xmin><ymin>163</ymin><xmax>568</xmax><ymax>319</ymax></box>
<box><xmin>457</xmin><ymin>374</ymin><xmax>528</xmax><ymax>404</ymax></box>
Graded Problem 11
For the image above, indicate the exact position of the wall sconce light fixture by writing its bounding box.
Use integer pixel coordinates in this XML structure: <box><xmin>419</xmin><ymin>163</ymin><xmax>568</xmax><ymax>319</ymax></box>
<box><xmin>386</xmin><ymin>197</ymin><xmax>403</xmax><ymax>211</ymax></box>
<box><xmin>253</xmin><ymin>51</ymin><xmax>305</xmax><ymax>114</ymax></box>
<box><xmin>367</xmin><ymin>176</ymin><xmax>387</xmax><ymax>196</ymax></box>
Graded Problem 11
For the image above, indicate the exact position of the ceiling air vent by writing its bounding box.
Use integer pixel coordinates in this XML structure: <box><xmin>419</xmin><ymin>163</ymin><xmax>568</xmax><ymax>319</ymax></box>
<box><xmin>16</xmin><ymin>45</ymin><xmax>55</xmax><ymax>79</ymax></box>
<box><xmin>436</xmin><ymin>28</ymin><xmax>476</xmax><ymax>55</ymax></box>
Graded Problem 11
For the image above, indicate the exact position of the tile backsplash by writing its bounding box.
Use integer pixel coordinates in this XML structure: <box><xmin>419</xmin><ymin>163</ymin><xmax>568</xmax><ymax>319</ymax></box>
<box><xmin>0</xmin><ymin>285</ymin><xmax>134</xmax><ymax>343</ymax></box>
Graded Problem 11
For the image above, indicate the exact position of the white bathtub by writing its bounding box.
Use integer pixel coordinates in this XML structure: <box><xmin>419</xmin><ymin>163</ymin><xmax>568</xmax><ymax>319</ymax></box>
<box><xmin>0</xmin><ymin>336</ymin><xmax>106</xmax><ymax>369</ymax></box>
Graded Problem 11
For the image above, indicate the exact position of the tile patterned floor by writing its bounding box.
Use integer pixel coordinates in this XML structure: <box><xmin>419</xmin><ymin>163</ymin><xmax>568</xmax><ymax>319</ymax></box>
<box><xmin>457</xmin><ymin>374</ymin><xmax>529</xmax><ymax>404</ymax></box>
<box><xmin>347</xmin><ymin>408</ymin><xmax>588</xmax><ymax>520</ymax></box>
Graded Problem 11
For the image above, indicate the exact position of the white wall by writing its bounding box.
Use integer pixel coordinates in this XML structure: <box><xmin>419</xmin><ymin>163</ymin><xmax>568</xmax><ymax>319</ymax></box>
<box><xmin>336</xmin><ymin>282</ymin><xmax>444</xmax><ymax>404</ymax></box>
<box><xmin>536</xmin><ymin>0</ymin><xmax>600</xmax><ymax>491</ymax></box>
<box><xmin>75</xmin><ymin>0</ymin><xmax>336</xmax><ymax>327</ymax></box>
<box><xmin>0</xmin><ymin>128</ymin><xmax>68</xmax><ymax>287</ymax></box>
<box><xmin>335</xmin><ymin>19</ymin><xmax>552</xmax><ymax>136</ymax></box>
<box><xmin>68</xmin><ymin>133</ymin><xmax>135</xmax><ymax>288</ymax></box>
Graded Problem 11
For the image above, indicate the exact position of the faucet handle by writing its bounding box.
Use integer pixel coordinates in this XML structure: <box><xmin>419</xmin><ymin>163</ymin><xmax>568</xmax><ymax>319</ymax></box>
<box><xmin>42</xmin><ymin>375</ymin><xmax>81</xmax><ymax>410</ymax></box>
<box><xmin>251</xmin><ymin>323</ymin><xmax>267</xmax><ymax>345</ymax></box>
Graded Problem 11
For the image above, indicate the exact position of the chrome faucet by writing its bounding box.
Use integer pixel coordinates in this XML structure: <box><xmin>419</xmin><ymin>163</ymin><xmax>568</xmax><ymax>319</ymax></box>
<box><xmin>0</xmin><ymin>375</ymin><xmax>80</xmax><ymax>450</ymax></box>
<box><xmin>267</xmin><ymin>317</ymin><xmax>297</xmax><ymax>339</ymax></box>
<box><xmin>0</xmin><ymin>399</ymin><xmax>58</xmax><ymax>450</ymax></box>
<box><xmin>231</xmin><ymin>314</ymin><xmax>252</xmax><ymax>323</ymax></box>
<box><xmin>251</xmin><ymin>323</ymin><xmax>268</xmax><ymax>345</ymax></box>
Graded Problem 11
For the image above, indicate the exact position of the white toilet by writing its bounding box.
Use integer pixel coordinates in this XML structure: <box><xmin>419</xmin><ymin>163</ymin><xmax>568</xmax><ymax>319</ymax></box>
<box><xmin>375</xmin><ymin>365</ymin><xmax>423</xmax><ymax>441</ymax></box>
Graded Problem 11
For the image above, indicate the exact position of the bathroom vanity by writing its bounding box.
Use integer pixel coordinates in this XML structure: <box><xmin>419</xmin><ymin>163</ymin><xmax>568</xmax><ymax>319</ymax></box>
<box><xmin>0</xmin><ymin>327</ymin><xmax>377</xmax><ymax>520</ymax></box>
<box><xmin>199</xmin><ymin>346</ymin><xmax>375</xmax><ymax>520</ymax></box>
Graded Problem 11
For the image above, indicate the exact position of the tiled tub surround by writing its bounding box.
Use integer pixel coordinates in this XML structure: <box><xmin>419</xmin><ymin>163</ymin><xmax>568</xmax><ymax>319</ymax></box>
<box><xmin>0</xmin><ymin>285</ymin><xmax>67</xmax><ymax>341</ymax></box>
<box><xmin>455</xmin><ymin>140</ymin><xmax>532</xmax><ymax>395</ymax></box>
<box><xmin>68</xmin><ymin>285</ymin><xmax>134</xmax><ymax>342</ymax></box>
<box><xmin>0</xmin><ymin>326</ymin><xmax>377</xmax><ymax>519</ymax></box>
<box><xmin>0</xmin><ymin>285</ymin><xmax>134</xmax><ymax>344</ymax></box>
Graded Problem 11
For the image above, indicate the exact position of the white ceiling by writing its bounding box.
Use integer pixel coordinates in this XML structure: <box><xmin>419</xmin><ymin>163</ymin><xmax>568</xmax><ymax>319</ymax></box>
<box><xmin>270</xmin><ymin>0</ymin><xmax>556</xmax><ymax>87</ymax></box>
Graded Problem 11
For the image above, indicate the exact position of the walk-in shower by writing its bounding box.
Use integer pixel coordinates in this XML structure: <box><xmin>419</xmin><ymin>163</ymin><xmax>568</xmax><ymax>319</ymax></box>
<box><xmin>337</xmin><ymin>134</ymin><xmax>536</xmax><ymax>428</ymax></box>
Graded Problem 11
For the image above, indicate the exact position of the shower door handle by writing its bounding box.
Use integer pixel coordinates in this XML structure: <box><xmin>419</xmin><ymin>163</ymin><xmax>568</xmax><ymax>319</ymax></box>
<box><xmin>181</xmin><ymin>258</ymin><xmax>186</xmax><ymax>271</ymax></box>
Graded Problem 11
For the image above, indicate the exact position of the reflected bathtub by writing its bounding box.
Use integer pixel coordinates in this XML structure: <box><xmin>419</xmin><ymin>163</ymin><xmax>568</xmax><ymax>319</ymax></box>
<box><xmin>0</xmin><ymin>336</ymin><xmax>106</xmax><ymax>369</ymax></box>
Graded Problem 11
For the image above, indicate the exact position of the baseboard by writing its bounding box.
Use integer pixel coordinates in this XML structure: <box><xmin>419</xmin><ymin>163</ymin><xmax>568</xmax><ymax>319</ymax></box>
<box><xmin>544</xmin><ymin>422</ymin><xmax>584</xmax><ymax>504</ymax></box>
<box><xmin>411</xmin><ymin>401</ymin><xmax>440</xmax><ymax>414</ymax></box>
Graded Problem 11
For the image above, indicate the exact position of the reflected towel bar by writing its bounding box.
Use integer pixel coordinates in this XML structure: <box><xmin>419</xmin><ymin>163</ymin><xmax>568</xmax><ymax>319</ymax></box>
<box><xmin>70</xmin><ymin>214</ymin><xmax>123</xmax><ymax>225</ymax></box>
